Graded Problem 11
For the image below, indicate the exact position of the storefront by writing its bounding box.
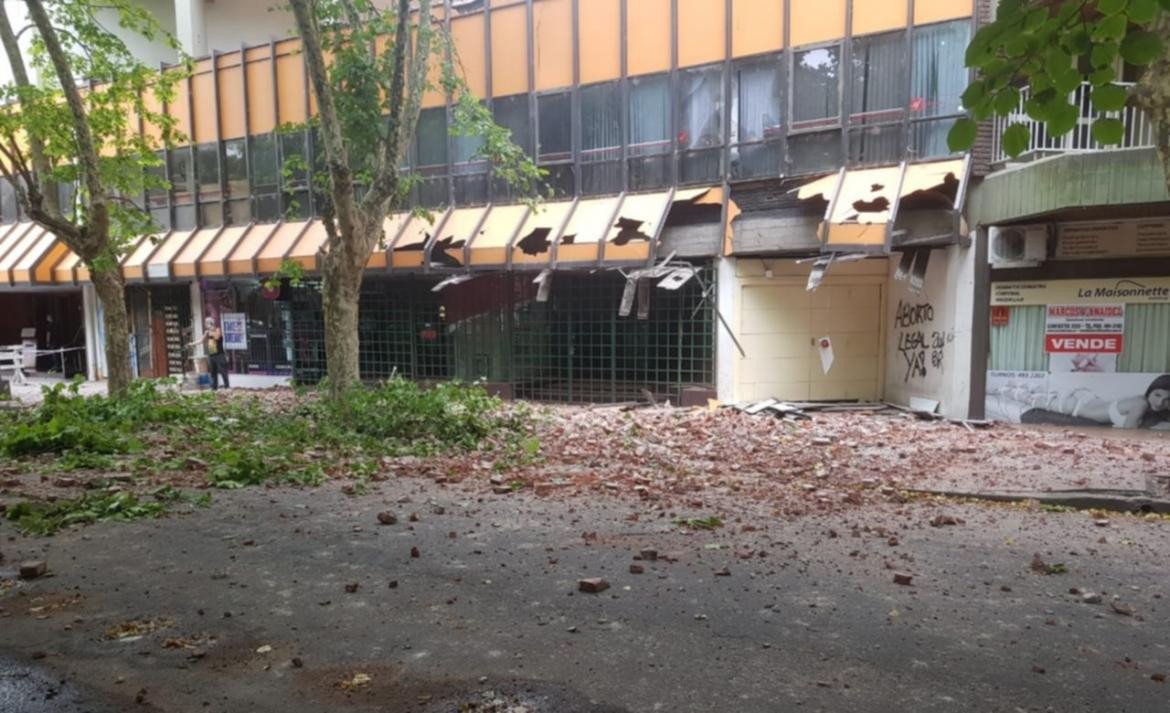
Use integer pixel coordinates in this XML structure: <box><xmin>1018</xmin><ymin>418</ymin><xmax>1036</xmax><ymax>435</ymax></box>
<box><xmin>985</xmin><ymin>219</ymin><xmax>1170</xmax><ymax>430</ymax></box>
<box><xmin>200</xmin><ymin>279</ymin><xmax>294</xmax><ymax>375</ymax></box>
<box><xmin>126</xmin><ymin>285</ymin><xmax>192</xmax><ymax>380</ymax></box>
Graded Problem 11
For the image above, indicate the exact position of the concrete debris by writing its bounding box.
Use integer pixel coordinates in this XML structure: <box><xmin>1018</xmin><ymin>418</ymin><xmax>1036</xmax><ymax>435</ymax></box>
<box><xmin>376</xmin><ymin>511</ymin><xmax>398</xmax><ymax>525</ymax></box>
<box><xmin>19</xmin><ymin>560</ymin><xmax>47</xmax><ymax>579</ymax></box>
<box><xmin>893</xmin><ymin>573</ymin><xmax>913</xmax><ymax>586</ymax></box>
<box><xmin>577</xmin><ymin>578</ymin><xmax>610</xmax><ymax>594</ymax></box>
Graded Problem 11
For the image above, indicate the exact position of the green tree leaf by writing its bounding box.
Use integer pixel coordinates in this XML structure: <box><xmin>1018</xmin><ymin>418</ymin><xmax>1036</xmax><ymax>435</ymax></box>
<box><xmin>1097</xmin><ymin>0</ymin><xmax>1128</xmax><ymax>16</ymax></box>
<box><xmin>947</xmin><ymin>118</ymin><xmax>978</xmax><ymax>152</ymax></box>
<box><xmin>1092</xmin><ymin>14</ymin><xmax>1129</xmax><ymax>42</ymax></box>
<box><xmin>1128</xmin><ymin>0</ymin><xmax>1160</xmax><ymax>23</ymax></box>
<box><xmin>1120</xmin><ymin>31</ymin><xmax>1165</xmax><ymax>65</ymax></box>
<box><xmin>994</xmin><ymin>87</ymin><xmax>1021</xmax><ymax>114</ymax></box>
<box><xmin>1092</xmin><ymin>117</ymin><xmax>1125</xmax><ymax>145</ymax></box>
<box><xmin>1092</xmin><ymin>83</ymin><xmax>1129</xmax><ymax>112</ymax></box>
<box><xmin>1047</xmin><ymin>102</ymin><xmax>1081</xmax><ymax>137</ymax></box>
<box><xmin>1002</xmin><ymin>123</ymin><xmax>1031</xmax><ymax>157</ymax></box>
<box><xmin>1091</xmin><ymin>42</ymin><xmax>1120</xmax><ymax>69</ymax></box>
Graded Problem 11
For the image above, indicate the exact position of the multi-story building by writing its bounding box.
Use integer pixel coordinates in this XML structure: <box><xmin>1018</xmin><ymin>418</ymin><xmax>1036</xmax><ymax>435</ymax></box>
<box><xmin>0</xmin><ymin>0</ymin><xmax>993</xmax><ymax>417</ymax></box>
<box><xmin>970</xmin><ymin>82</ymin><xmax>1170</xmax><ymax>430</ymax></box>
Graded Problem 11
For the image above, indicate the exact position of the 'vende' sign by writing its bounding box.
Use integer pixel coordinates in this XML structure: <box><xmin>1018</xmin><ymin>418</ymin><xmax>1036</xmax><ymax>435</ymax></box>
<box><xmin>1044</xmin><ymin>304</ymin><xmax>1125</xmax><ymax>354</ymax></box>
<box><xmin>1045</xmin><ymin>334</ymin><xmax>1124</xmax><ymax>353</ymax></box>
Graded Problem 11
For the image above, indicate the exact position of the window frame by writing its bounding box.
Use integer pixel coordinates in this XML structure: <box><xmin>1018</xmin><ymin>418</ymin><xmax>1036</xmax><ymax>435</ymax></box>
<box><xmin>789</xmin><ymin>41</ymin><xmax>844</xmax><ymax>135</ymax></box>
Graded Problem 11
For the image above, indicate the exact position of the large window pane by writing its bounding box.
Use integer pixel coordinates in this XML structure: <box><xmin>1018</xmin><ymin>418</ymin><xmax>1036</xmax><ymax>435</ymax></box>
<box><xmin>793</xmin><ymin>46</ymin><xmax>840</xmax><ymax>131</ymax></box>
<box><xmin>416</xmin><ymin>107</ymin><xmax>448</xmax><ymax>168</ymax></box>
<box><xmin>849</xmin><ymin>32</ymin><xmax>906</xmax><ymax>125</ymax></box>
<box><xmin>280</xmin><ymin>132</ymin><xmax>309</xmax><ymax>189</ymax></box>
<box><xmin>788</xmin><ymin>130</ymin><xmax>842</xmax><ymax>174</ymax></box>
<box><xmin>733</xmin><ymin>59</ymin><xmax>782</xmax><ymax>144</ymax></box>
<box><xmin>538</xmin><ymin>91</ymin><xmax>571</xmax><ymax>163</ymax></box>
<box><xmin>912</xmin><ymin>20</ymin><xmax>971</xmax><ymax>120</ymax></box>
<box><xmin>168</xmin><ymin>149</ymin><xmax>194</xmax><ymax>205</ymax></box>
<box><xmin>848</xmin><ymin>124</ymin><xmax>904</xmax><ymax>165</ymax></box>
<box><xmin>580</xmin><ymin>82</ymin><xmax>621</xmax><ymax>162</ymax></box>
<box><xmin>629</xmin><ymin>74</ymin><xmax>670</xmax><ymax>156</ymax></box>
<box><xmin>195</xmin><ymin>143</ymin><xmax>220</xmax><ymax>201</ymax></box>
<box><xmin>224</xmin><ymin>139</ymin><xmax>248</xmax><ymax>200</ymax></box>
<box><xmin>1</xmin><ymin>179</ymin><xmax>17</xmax><ymax>223</ymax></box>
<box><xmin>250</xmin><ymin>135</ymin><xmax>278</xmax><ymax>193</ymax></box>
<box><xmin>493</xmin><ymin>94</ymin><xmax>532</xmax><ymax>155</ymax></box>
<box><xmin>679</xmin><ymin>66</ymin><xmax>722</xmax><ymax>150</ymax></box>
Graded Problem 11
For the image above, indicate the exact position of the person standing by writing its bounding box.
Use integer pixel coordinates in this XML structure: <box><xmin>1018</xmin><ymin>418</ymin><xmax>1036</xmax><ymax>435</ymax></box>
<box><xmin>190</xmin><ymin>316</ymin><xmax>230</xmax><ymax>390</ymax></box>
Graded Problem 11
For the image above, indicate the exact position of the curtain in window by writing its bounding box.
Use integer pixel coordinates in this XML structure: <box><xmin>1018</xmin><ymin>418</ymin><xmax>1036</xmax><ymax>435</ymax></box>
<box><xmin>629</xmin><ymin>75</ymin><xmax>670</xmax><ymax>156</ymax></box>
<box><xmin>793</xmin><ymin>47</ymin><xmax>839</xmax><ymax>129</ymax></box>
<box><xmin>581</xmin><ymin>82</ymin><xmax>621</xmax><ymax>162</ymax></box>
<box><xmin>989</xmin><ymin>305</ymin><xmax>1049</xmax><ymax>371</ymax></box>
<box><xmin>850</xmin><ymin>33</ymin><xmax>905</xmax><ymax>124</ymax></box>
<box><xmin>1119</xmin><ymin>304</ymin><xmax>1170</xmax><ymax>373</ymax></box>
<box><xmin>733</xmin><ymin>62</ymin><xmax>782</xmax><ymax>144</ymax></box>
<box><xmin>911</xmin><ymin>20</ymin><xmax>970</xmax><ymax>119</ymax></box>
<box><xmin>679</xmin><ymin>67</ymin><xmax>722</xmax><ymax>149</ymax></box>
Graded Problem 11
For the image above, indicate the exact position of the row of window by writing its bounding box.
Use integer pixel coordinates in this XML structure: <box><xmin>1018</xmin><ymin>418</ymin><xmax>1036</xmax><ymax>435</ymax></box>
<box><xmin>0</xmin><ymin>20</ymin><xmax>969</xmax><ymax>228</ymax></box>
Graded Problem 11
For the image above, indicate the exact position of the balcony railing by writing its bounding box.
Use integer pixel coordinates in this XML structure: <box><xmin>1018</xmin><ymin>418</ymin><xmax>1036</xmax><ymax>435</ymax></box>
<box><xmin>992</xmin><ymin>82</ymin><xmax>1154</xmax><ymax>164</ymax></box>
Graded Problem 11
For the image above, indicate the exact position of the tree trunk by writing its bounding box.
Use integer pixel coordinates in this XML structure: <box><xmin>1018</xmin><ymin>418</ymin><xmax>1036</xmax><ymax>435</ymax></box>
<box><xmin>1136</xmin><ymin>14</ymin><xmax>1170</xmax><ymax>197</ymax></box>
<box><xmin>90</xmin><ymin>265</ymin><xmax>132</xmax><ymax>397</ymax></box>
<box><xmin>321</xmin><ymin>245</ymin><xmax>366</xmax><ymax>401</ymax></box>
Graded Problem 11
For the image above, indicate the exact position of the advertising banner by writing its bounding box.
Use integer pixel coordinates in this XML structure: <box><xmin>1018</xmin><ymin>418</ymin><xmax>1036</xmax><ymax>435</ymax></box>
<box><xmin>986</xmin><ymin>371</ymin><xmax>1170</xmax><ymax>430</ymax></box>
<box><xmin>221</xmin><ymin>313</ymin><xmax>248</xmax><ymax>351</ymax></box>
<box><xmin>991</xmin><ymin>278</ymin><xmax>1170</xmax><ymax>306</ymax></box>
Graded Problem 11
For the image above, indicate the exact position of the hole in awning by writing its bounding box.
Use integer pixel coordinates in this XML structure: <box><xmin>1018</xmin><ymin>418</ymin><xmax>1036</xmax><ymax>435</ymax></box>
<box><xmin>393</xmin><ymin>232</ymin><xmax>432</xmax><ymax>251</ymax></box>
<box><xmin>851</xmin><ymin>196</ymin><xmax>890</xmax><ymax>213</ymax></box>
<box><xmin>870</xmin><ymin>183</ymin><xmax>884</xmax><ymax>191</ymax></box>
<box><xmin>611</xmin><ymin>217</ymin><xmax>652</xmax><ymax>246</ymax></box>
<box><xmin>430</xmin><ymin>235</ymin><xmax>465</xmax><ymax>267</ymax></box>
<box><xmin>560</xmin><ymin>233</ymin><xmax>577</xmax><ymax>245</ymax></box>
<box><xmin>515</xmin><ymin>227</ymin><xmax>553</xmax><ymax>256</ymax></box>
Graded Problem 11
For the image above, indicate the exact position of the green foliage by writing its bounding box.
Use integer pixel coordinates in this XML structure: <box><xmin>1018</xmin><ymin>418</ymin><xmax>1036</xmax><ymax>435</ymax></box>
<box><xmin>0</xmin><ymin>377</ymin><xmax>523</xmax><ymax>507</ymax></box>
<box><xmin>4</xmin><ymin>491</ymin><xmax>169</xmax><ymax>535</ymax></box>
<box><xmin>955</xmin><ymin>0</ymin><xmax>1169</xmax><ymax>157</ymax></box>
<box><xmin>0</xmin><ymin>0</ymin><xmax>187</xmax><ymax>250</ymax></box>
<box><xmin>675</xmin><ymin>516</ymin><xmax>724</xmax><ymax>530</ymax></box>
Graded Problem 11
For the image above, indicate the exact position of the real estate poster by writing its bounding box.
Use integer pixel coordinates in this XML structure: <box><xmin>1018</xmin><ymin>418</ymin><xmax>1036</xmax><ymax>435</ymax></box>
<box><xmin>221</xmin><ymin>313</ymin><xmax>248</xmax><ymax>351</ymax></box>
<box><xmin>985</xmin><ymin>371</ymin><xmax>1170</xmax><ymax>430</ymax></box>
<box><xmin>1044</xmin><ymin>304</ymin><xmax>1124</xmax><ymax>373</ymax></box>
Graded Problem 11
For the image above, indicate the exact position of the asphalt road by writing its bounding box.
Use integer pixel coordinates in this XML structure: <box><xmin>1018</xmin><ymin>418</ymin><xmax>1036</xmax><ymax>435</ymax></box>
<box><xmin>1</xmin><ymin>481</ymin><xmax>1167</xmax><ymax>713</ymax></box>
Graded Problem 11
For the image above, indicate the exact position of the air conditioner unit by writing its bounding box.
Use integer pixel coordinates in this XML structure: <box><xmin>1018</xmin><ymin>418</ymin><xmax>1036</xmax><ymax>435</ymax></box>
<box><xmin>988</xmin><ymin>225</ymin><xmax>1047</xmax><ymax>266</ymax></box>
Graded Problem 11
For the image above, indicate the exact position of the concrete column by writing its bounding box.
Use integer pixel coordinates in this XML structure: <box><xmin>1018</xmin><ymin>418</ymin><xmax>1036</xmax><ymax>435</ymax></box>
<box><xmin>81</xmin><ymin>284</ymin><xmax>105</xmax><ymax>381</ymax></box>
<box><xmin>715</xmin><ymin>256</ymin><xmax>737</xmax><ymax>404</ymax></box>
<box><xmin>174</xmin><ymin>0</ymin><xmax>208</xmax><ymax>56</ymax></box>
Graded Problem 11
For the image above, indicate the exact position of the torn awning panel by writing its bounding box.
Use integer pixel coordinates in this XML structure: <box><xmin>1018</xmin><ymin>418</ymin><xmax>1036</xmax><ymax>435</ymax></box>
<box><xmin>556</xmin><ymin>195</ymin><xmax>623</xmax><ymax>264</ymax></box>
<box><xmin>603</xmin><ymin>192</ymin><xmax>671</xmax><ymax>263</ymax></box>
<box><xmin>794</xmin><ymin>158</ymin><xmax>968</xmax><ymax>253</ymax></box>
<box><xmin>466</xmin><ymin>203</ymin><xmax>529</xmax><ymax>267</ymax></box>
<box><xmin>392</xmin><ymin>209</ymin><xmax>449</xmax><ymax>270</ymax></box>
<box><xmin>512</xmin><ymin>201</ymin><xmax>574</xmax><ymax>268</ymax></box>
<box><xmin>432</xmin><ymin>206</ymin><xmax>489</xmax><ymax>269</ymax></box>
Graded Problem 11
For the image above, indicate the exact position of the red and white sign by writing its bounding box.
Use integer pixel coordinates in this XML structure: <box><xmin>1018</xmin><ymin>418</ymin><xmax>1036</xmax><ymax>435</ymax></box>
<box><xmin>1045</xmin><ymin>334</ymin><xmax>1124</xmax><ymax>353</ymax></box>
<box><xmin>1045</xmin><ymin>304</ymin><xmax>1124</xmax><ymax>354</ymax></box>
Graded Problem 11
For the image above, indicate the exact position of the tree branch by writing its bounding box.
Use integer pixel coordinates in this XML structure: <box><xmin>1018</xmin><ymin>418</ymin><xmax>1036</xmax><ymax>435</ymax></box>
<box><xmin>359</xmin><ymin>0</ymin><xmax>418</xmax><ymax>219</ymax></box>
<box><xmin>24</xmin><ymin>0</ymin><xmax>107</xmax><ymax>238</ymax></box>
<box><xmin>0</xmin><ymin>1</ymin><xmax>59</xmax><ymax>218</ymax></box>
<box><xmin>289</xmin><ymin>0</ymin><xmax>358</xmax><ymax>257</ymax></box>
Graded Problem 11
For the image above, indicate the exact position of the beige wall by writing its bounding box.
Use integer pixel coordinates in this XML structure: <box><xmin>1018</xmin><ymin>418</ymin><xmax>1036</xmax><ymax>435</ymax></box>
<box><xmin>722</xmin><ymin>257</ymin><xmax>889</xmax><ymax>403</ymax></box>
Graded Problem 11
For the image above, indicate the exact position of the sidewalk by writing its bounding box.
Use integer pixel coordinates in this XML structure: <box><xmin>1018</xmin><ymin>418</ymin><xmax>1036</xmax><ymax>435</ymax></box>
<box><xmin>7</xmin><ymin>373</ymin><xmax>292</xmax><ymax>405</ymax></box>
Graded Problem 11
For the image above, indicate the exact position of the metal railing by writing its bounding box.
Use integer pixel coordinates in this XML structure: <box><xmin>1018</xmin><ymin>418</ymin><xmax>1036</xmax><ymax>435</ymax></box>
<box><xmin>992</xmin><ymin>82</ymin><xmax>1154</xmax><ymax>164</ymax></box>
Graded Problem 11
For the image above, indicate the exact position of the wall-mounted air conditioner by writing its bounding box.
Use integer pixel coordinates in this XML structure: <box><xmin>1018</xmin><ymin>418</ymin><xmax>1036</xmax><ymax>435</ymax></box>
<box><xmin>988</xmin><ymin>225</ymin><xmax>1047</xmax><ymax>267</ymax></box>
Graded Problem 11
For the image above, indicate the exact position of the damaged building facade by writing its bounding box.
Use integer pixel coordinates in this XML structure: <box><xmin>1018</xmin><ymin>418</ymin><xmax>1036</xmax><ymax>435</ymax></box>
<box><xmin>1</xmin><ymin>0</ymin><xmax>989</xmax><ymax>414</ymax></box>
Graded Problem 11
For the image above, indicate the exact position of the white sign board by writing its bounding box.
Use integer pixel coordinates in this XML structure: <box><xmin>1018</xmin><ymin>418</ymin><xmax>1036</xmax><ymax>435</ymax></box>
<box><xmin>220</xmin><ymin>313</ymin><xmax>248</xmax><ymax>351</ymax></box>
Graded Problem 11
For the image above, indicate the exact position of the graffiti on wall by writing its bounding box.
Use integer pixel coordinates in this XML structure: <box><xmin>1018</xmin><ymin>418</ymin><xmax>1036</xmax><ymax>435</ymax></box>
<box><xmin>894</xmin><ymin>300</ymin><xmax>954</xmax><ymax>383</ymax></box>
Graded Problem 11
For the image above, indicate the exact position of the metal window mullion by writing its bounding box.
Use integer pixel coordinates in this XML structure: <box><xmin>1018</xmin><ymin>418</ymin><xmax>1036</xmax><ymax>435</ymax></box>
<box><xmin>782</xmin><ymin>2</ymin><xmax>792</xmax><ymax>175</ymax></box>
<box><xmin>570</xmin><ymin>0</ymin><xmax>581</xmax><ymax>196</ymax></box>
<box><xmin>301</xmin><ymin>40</ymin><xmax>316</xmax><ymax>217</ymax></box>
<box><xmin>137</xmin><ymin>83</ymin><xmax>150</xmax><ymax>220</ymax></box>
<box><xmin>212</xmin><ymin>51</ymin><xmax>227</xmax><ymax>227</ymax></box>
<box><xmin>721</xmin><ymin>0</ymin><xmax>732</xmax><ymax>180</ymax></box>
<box><xmin>270</xmin><ymin>40</ymin><xmax>284</xmax><ymax>218</ymax></box>
<box><xmin>240</xmin><ymin>43</ymin><xmax>254</xmax><ymax>220</ymax></box>
<box><xmin>185</xmin><ymin>64</ymin><xmax>197</xmax><ymax>228</ymax></box>
<box><xmin>619</xmin><ymin>0</ymin><xmax>629</xmax><ymax>192</ymax></box>
<box><xmin>669</xmin><ymin>0</ymin><xmax>679</xmax><ymax>187</ymax></box>
<box><xmin>474</xmin><ymin>1</ymin><xmax>492</xmax><ymax>207</ymax></box>
<box><xmin>525</xmin><ymin>0</ymin><xmax>537</xmax><ymax>188</ymax></box>
<box><xmin>841</xmin><ymin>2</ymin><xmax>853</xmax><ymax>164</ymax></box>
<box><xmin>158</xmin><ymin>64</ymin><xmax>175</xmax><ymax>229</ymax></box>
<box><xmin>903</xmin><ymin>0</ymin><xmax>916</xmax><ymax>159</ymax></box>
